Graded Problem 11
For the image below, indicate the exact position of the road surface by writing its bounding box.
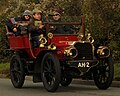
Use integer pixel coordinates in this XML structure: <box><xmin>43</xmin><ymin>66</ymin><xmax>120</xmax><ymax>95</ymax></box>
<box><xmin>0</xmin><ymin>78</ymin><xmax>120</xmax><ymax>96</ymax></box>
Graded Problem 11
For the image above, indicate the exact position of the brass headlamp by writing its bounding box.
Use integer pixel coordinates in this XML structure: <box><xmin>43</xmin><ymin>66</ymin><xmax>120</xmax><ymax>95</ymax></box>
<box><xmin>97</xmin><ymin>46</ymin><xmax>110</xmax><ymax>58</ymax></box>
<box><xmin>64</xmin><ymin>47</ymin><xmax>78</xmax><ymax>58</ymax></box>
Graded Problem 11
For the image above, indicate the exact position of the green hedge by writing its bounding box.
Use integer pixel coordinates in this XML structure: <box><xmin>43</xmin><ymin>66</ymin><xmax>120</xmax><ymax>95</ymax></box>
<box><xmin>0</xmin><ymin>0</ymin><xmax>120</xmax><ymax>62</ymax></box>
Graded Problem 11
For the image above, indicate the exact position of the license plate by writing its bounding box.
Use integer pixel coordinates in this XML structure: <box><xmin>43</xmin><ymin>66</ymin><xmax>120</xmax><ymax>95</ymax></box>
<box><xmin>78</xmin><ymin>62</ymin><xmax>90</xmax><ymax>68</ymax></box>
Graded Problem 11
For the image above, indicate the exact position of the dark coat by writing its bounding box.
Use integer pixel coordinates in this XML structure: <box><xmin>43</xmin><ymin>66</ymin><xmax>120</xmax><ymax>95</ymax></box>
<box><xmin>47</xmin><ymin>17</ymin><xmax>65</xmax><ymax>34</ymax></box>
<box><xmin>28</xmin><ymin>18</ymin><xmax>44</xmax><ymax>37</ymax></box>
<box><xmin>6</xmin><ymin>16</ymin><xmax>28</xmax><ymax>32</ymax></box>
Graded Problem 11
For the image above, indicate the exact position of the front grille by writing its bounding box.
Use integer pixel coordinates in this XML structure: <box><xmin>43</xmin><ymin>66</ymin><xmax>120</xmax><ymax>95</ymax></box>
<box><xmin>74</xmin><ymin>42</ymin><xmax>93</xmax><ymax>60</ymax></box>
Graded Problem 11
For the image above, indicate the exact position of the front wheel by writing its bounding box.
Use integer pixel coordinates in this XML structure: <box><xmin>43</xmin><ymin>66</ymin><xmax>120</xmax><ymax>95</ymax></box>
<box><xmin>93</xmin><ymin>56</ymin><xmax>114</xmax><ymax>90</ymax></box>
<box><xmin>41</xmin><ymin>52</ymin><xmax>61</xmax><ymax>92</ymax></box>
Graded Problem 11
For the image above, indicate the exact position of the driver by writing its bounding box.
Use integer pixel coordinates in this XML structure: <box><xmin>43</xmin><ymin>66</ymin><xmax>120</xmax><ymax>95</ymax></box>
<box><xmin>48</xmin><ymin>8</ymin><xmax>75</xmax><ymax>34</ymax></box>
<box><xmin>47</xmin><ymin>8</ymin><xmax>65</xmax><ymax>34</ymax></box>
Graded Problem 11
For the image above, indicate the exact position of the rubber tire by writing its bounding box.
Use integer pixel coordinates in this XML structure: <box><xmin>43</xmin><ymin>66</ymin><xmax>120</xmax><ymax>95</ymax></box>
<box><xmin>93</xmin><ymin>56</ymin><xmax>114</xmax><ymax>90</ymax></box>
<box><xmin>61</xmin><ymin>77</ymin><xmax>72</xmax><ymax>87</ymax></box>
<box><xmin>41</xmin><ymin>52</ymin><xmax>61</xmax><ymax>92</ymax></box>
<box><xmin>10</xmin><ymin>54</ymin><xmax>25</xmax><ymax>88</ymax></box>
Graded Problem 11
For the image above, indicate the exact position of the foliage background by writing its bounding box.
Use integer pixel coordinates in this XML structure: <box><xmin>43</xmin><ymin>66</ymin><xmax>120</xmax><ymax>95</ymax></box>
<box><xmin>0</xmin><ymin>0</ymin><xmax>120</xmax><ymax>62</ymax></box>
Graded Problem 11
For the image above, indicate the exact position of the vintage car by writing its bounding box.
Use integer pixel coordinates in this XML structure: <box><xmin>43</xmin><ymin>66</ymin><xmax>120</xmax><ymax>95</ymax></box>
<box><xmin>6</xmin><ymin>16</ymin><xmax>114</xmax><ymax>92</ymax></box>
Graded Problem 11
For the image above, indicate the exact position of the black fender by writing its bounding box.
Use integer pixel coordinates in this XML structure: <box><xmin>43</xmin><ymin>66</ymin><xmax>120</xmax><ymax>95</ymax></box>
<box><xmin>33</xmin><ymin>50</ymin><xmax>53</xmax><ymax>82</ymax></box>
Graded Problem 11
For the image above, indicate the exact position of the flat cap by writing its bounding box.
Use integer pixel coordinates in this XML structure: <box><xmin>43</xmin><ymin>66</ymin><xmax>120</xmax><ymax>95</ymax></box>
<box><xmin>32</xmin><ymin>9</ymin><xmax>42</xmax><ymax>14</ymax></box>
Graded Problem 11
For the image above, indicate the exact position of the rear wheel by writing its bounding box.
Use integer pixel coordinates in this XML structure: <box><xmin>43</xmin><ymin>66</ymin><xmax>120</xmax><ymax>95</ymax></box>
<box><xmin>93</xmin><ymin>56</ymin><xmax>114</xmax><ymax>90</ymax></box>
<box><xmin>10</xmin><ymin>54</ymin><xmax>25</xmax><ymax>88</ymax></box>
<box><xmin>41</xmin><ymin>52</ymin><xmax>61</xmax><ymax>92</ymax></box>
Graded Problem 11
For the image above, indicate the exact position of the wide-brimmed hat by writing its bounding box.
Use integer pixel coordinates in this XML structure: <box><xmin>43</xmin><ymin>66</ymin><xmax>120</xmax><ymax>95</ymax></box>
<box><xmin>23</xmin><ymin>10</ymin><xmax>31</xmax><ymax>16</ymax></box>
<box><xmin>32</xmin><ymin>9</ymin><xmax>42</xmax><ymax>14</ymax></box>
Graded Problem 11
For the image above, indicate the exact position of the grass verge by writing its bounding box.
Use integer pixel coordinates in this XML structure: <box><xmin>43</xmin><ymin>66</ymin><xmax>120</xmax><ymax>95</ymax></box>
<box><xmin>0</xmin><ymin>63</ymin><xmax>10</xmax><ymax>78</ymax></box>
<box><xmin>114</xmin><ymin>62</ymin><xmax>120</xmax><ymax>81</ymax></box>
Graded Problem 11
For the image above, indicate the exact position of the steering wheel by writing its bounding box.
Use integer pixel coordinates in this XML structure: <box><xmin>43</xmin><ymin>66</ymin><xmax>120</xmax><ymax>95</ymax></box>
<box><xmin>49</xmin><ymin>25</ymin><xmax>57</xmax><ymax>32</ymax></box>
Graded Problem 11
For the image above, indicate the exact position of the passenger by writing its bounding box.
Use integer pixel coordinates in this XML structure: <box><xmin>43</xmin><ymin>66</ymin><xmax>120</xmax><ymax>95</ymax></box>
<box><xmin>6</xmin><ymin>10</ymin><xmax>31</xmax><ymax>36</ymax></box>
<box><xmin>28</xmin><ymin>9</ymin><xmax>44</xmax><ymax>47</ymax></box>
